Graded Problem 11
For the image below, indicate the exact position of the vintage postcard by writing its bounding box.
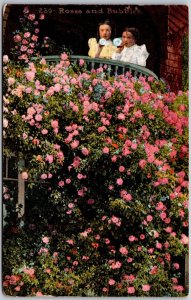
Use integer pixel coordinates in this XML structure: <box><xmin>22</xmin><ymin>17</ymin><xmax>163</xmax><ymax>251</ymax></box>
<box><xmin>2</xmin><ymin>1</ymin><xmax>189</xmax><ymax>297</ymax></box>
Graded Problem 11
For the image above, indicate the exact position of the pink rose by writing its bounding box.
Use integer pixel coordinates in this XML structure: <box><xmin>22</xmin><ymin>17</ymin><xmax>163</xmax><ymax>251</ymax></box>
<box><xmin>21</xmin><ymin>171</ymin><xmax>28</xmax><ymax>180</ymax></box>
<box><xmin>41</xmin><ymin>173</ymin><xmax>47</xmax><ymax>180</ymax></box>
<box><xmin>119</xmin><ymin>166</ymin><xmax>125</xmax><ymax>172</ymax></box>
<box><xmin>41</xmin><ymin>129</ymin><xmax>48</xmax><ymax>135</ymax></box>
<box><xmin>61</xmin><ymin>53</ymin><xmax>68</xmax><ymax>60</ymax></box>
<box><xmin>24</xmin><ymin>32</ymin><xmax>31</xmax><ymax>38</ymax></box>
<box><xmin>127</xmin><ymin>286</ymin><xmax>135</xmax><ymax>294</ymax></box>
<box><xmin>139</xmin><ymin>159</ymin><xmax>147</xmax><ymax>169</ymax></box>
<box><xmin>103</xmin><ymin>147</ymin><xmax>109</xmax><ymax>154</ymax></box>
<box><xmin>81</xmin><ymin>148</ymin><xmax>89</xmax><ymax>156</ymax></box>
<box><xmin>180</xmin><ymin>234</ymin><xmax>189</xmax><ymax>245</ymax></box>
<box><xmin>119</xmin><ymin>247</ymin><xmax>128</xmax><ymax>255</ymax></box>
<box><xmin>116</xmin><ymin>178</ymin><xmax>123</xmax><ymax>185</ymax></box>
<box><xmin>3</xmin><ymin>55</ymin><xmax>9</xmax><ymax>64</ymax></box>
<box><xmin>108</xmin><ymin>279</ymin><xmax>115</xmax><ymax>285</ymax></box>
<box><xmin>35</xmin><ymin>114</ymin><xmax>42</xmax><ymax>122</ymax></box>
<box><xmin>42</xmin><ymin>236</ymin><xmax>49</xmax><ymax>244</ymax></box>
<box><xmin>36</xmin><ymin>292</ymin><xmax>43</xmax><ymax>296</ymax></box>
<box><xmin>142</xmin><ymin>284</ymin><xmax>151</xmax><ymax>292</ymax></box>
<box><xmin>25</xmin><ymin>71</ymin><xmax>35</xmax><ymax>81</ymax></box>
<box><xmin>146</xmin><ymin>215</ymin><xmax>153</xmax><ymax>222</ymax></box>
<box><xmin>129</xmin><ymin>235</ymin><xmax>136</xmax><ymax>242</ymax></box>
<box><xmin>71</xmin><ymin>140</ymin><xmax>79</xmax><ymax>149</ymax></box>
<box><xmin>51</xmin><ymin>119</ymin><xmax>58</xmax><ymax>128</ymax></box>
<box><xmin>45</xmin><ymin>155</ymin><xmax>54</xmax><ymax>164</ymax></box>
<box><xmin>28</xmin><ymin>14</ymin><xmax>35</xmax><ymax>21</ymax></box>
<box><xmin>65</xmin><ymin>178</ymin><xmax>71</xmax><ymax>184</ymax></box>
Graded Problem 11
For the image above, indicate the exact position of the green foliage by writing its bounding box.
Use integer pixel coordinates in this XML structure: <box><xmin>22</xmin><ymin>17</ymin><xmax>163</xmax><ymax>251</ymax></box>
<box><xmin>2</xmin><ymin>56</ymin><xmax>188</xmax><ymax>296</ymax></box>
<box><xmin>182</xmin><ymin>35</ymin><xmax>188</xmax><ymax>92</ymax></box>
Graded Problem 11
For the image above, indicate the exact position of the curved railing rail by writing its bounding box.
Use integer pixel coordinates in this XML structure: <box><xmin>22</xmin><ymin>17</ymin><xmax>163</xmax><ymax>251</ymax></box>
<box><xmin>32</xmin><ymin>55</ymin><xmax>159</xmax><ymax>80</ymax></box>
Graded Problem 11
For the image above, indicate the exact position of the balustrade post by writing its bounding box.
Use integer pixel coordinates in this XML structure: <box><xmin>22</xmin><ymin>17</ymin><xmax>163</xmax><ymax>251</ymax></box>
<box><xmin>18</xmin><ymin>159</ymin><xmax>25</xmax><ymax>217</ymax></box>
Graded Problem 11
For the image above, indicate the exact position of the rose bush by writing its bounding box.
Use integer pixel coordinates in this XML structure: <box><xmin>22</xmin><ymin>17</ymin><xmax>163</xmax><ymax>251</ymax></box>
<box><xmin>3</xmin><ymin>52</ymin><xmax>188</xmax><ymax>296</ymax></box>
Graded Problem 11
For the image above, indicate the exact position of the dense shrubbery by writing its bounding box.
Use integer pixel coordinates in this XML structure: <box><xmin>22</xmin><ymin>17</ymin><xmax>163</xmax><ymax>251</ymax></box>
<box><xmin>2</xmin><ymin>51</ymin><xmax>188</xmax><ymax>296</ymax></box>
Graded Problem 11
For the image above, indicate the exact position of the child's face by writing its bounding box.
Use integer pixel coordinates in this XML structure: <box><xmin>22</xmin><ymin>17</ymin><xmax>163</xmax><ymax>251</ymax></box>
<box><xmin>122</xmin><ymin>31</ymin><xmax>135</xmax><ymax>47</ymax></box>
<box><xmin>99</xmin><ymin>24</ymin><xmax>111</xmax><ymax>40</ymax></box>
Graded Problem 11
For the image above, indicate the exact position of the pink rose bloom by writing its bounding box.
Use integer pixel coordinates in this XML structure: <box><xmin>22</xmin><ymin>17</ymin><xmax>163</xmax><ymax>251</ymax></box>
<box><xmin>36</xmin><ymin>292</ymin><xmax>43</xmax><ymax>296</ymax></box>
<box><xmin>24</xmin><ymin>32</ymin><xmax>31</xmax><ymax>38</ymax></box>
<box><xmin>111</xmin><ymin>261</ymin><xmax>122</xmax><ymax>269</ymax></box>
<box><xmin>81</xmin><ymin>147</ymin><xmax>89</xmax><ymax>156</ymax></box>
<box><xmin>119</xmin><ymin>166</ymin><xmax>125</xmax><ymax>172</ymax></box>
<box><xmin>154</xmin><ymin>231</ymin><xmax>159</xmax><ymax>238</ymax></box>
<box><xmin>68</xmin><ymin>203</ymin><xmax>74</xmax><ymax>208</ymax></box>
<box><xmin>111</xmin><ymin>216</ymin><xmax>120</xmax><ymax>224</ymax></box>
<box><xmin>127</xmin><ymin>287</ymin><xmax>135</xmax><ymax>294</ymax></box>
<box><xmin>39</xmin><ymin>14</ymin><xmax>45</xmax><ymax>20</ymax></box>
<box><xmin>71</xmin><ymin>140</ymin><xmax>79</xmax><ymax>149</ymax></box>
<box><xmin>25</xmin><ymin>87</ymin><xmax>32</xmax><ymax>94</ymax></box>
<box><xmin>14</xmin><ymin>286</ymin><xmax>21</xmax><ymax>291</ymax></box>
<box><xmin>172</xmin><ymin>277</ymin><xmax>178</xmax><ymax>284</ymax></box>
<box><xmin>134</xmin><ymin>110</ymin><xmax>143</xmax><ymax>118</ymax></box>
<box><xmin>87</xmin><ymin>199</ymin><xmax>95</xmax><ymax>205</ymax></box>
<box><xmin>131</xmin><ymin>143</ymin><xmax>137</xmax><ymax>150</ymax></box>
<box><xmin>42</xmin><ymin>236</ymin><xmax>49</xmax><ymax>244</ymax></box>
<box><xmin>41</xmin><ymin>173</ymin><xmax>47</xmax><ymax>180</ymax></box>
<box><xmin>51</xmin><ymin>119</ymin><xmax>58</xmax><ymax>128</ymax></box>
<box><xmin>8</xmin><ymin>77</ymin><xmax>15</xmax><ymax>86</ymax></box>
<box><xmin>79</xmin><ymin>59</ymin><xmax>84</xmax><ymax>66</ymax></box>
<box><xmin>25</xmin><ymin>71</ymin><xmax>35</xmax><ymax>81</ymax></box>
<box><xmin>21</xmin><ymin>171</ymin><xmax>28</xmax><ymax>180</ymax></box>
<box><xmin>116</xmin><ymin>178</ymin><xmax>123</xmax><ymax>185</ymax></box>
<box><xmin>140</xmin><ymin>234</ymin><xmax>145</xmax><ymax>240</ymax></box>
<box><xmin>129</xmin><ymin>235</ymin><xmax>136</xmax><ymax>242</ymax></box>
<box><xmin>61</xmin><ymin>53</ymin><xmax>68</xmax><ymax>60</ymax></box>
<box><xmin>3</xmin><ymin>55</ymin><xmax>9</xmax><ymax>64</ymax></box>
<box><xmin>142</xmin><ymin>284</ymin><xmax>151</xmax><ymax>292</ymax></box>
<box><xmin>156</xmin><ymin>242</ymin><xmax>162</xmax><ymax>249</ymax></box>
<box><xmin>146</xmin><ymin>215</ymin><xmax>153</xmax><ymax>222</ymax></box>
<box><xmin>139</xmin><ymin>159</ymin><xmax>147</xmax><ymax>169</ymax></box>
<box><xmin>117</xmin><ymin>113</ymin><xmax>125</xmax><ymax>120</ymax></box>
<box><xmin>58</xmin><ymin>181</ymin><xmax>65</xmax><ymax>187</ymax></box>
<box><xmin>108</xmin><ymin>279</ymin><xmax>115</xmax><ymax>285</ymax></box>
<box><xmin>45</xmin><ymin>154</ymin><xmax>54</xmax><ymax>164</ymax></box>
<box><xmin>13</xmin><ymin>34</ymin><xmax>22</xmax><ymax>42</ymax></box>
<box><xmin>66</xmin><ymin>178</ymin><xmax>71</xmax><ymax>184</ymax></box>
<box><xmin>124</xmin><ymin>193</ymin><xmax>132</xmax><ymax>201</ymax></box>
<box><xmin>41</xmin><ymin>129</ymin><xmax>48</xmax><ymax>135</ymax></box>
<box><xmin>173</xmin><ymin>285</ymin><xmax>184</xmax><ymax>292</ymax></box>
<box><xmin>108</xmin><ymin>185</ymin><xmax>114</xmax><ymax>190</ymax></box>
<box><xmin>98</xmin><ymin>126</ymin><xmax>106</xmax><ymax>133</ymax></box>
<box><xmin>66</xmin><ymin>239</ymin><xmax>74</xmax><ymax>245</ymax></box>
<box><xmin>173</xmin><ymin>263</ymin><xmax>180</xmax><ymax>270</ymax></box>
<box><xmin>119</xmin><ymin>247</ymin><xmax>128</xmax><ymax>255</ymax></box>
<box><xmin>156</xmin><ymin>202</ymin><xmax>164</xmax><ymax>211</ymax></box>
<box><xmin>127</xmin><ymin>257</ymin><xmax>133</xmax><ymax>263</ymax></box>
<box><xmin>57</xmin><ymin>151</ymin><xmax>64</xmax><ymax>160</ymax></box>
<box><xmin>35</xmin><ymin>114</ymin><xmax>42</xmax><ymax>122</ymax></box>
<box><xmin>103</xmin><ymin>147</ymin><xmax>109</xmax><ymax>154</ymax></box>
<box><xmin>180</xmin><ymin>234</ymin><xmax>189</xmax><ymax>245</ymax></box>
<box><xmin>31</xmin><ymin>34</ymin><xmax>38</xmax><ymax>42</ymax></box>
<box><xmin>160</xmin><ymin>212</ymin><xmax>167</xmax><ymax>220</ymax></box>
<box><xmin>23</xmin><ymin>133</ymin><xmax>28</xmax><ymax>139</ymax></box>
<box><xmin>28</xmin><ymin>13</ymin><xmax>35</xmax><ymax>21</ymax></box>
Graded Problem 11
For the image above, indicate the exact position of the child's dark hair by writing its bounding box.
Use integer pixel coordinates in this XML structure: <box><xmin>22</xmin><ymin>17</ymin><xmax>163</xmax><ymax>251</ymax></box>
<box><xmin>98</xmin><ymin>19</ymin><xmax>112</xmax><ymax>28</ymax></box>
<box><xmin>97</xmin><ymin>19</ymin><xmax>114</xmax><ymax>40</ymax></box>
<box><xmin>123</xmin><ymin>27</ymin><xmax>140</xmax><ymax>43</ymax></box>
